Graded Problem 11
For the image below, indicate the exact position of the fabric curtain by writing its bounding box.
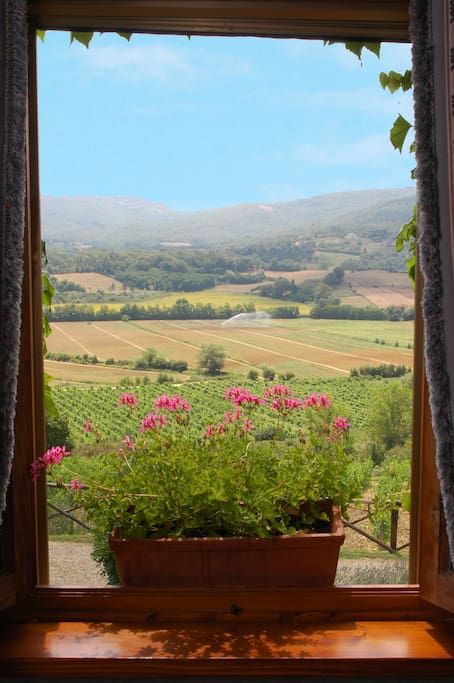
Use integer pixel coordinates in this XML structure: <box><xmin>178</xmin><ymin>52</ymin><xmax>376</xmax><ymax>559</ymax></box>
<box><xmin>0</xmin><ymin>0</ymin><xmax>28</xmax><ymax>522</ymax></box>
<box><xmin>411</xmin><ymin>0</ymin><xmax>454</xmax><ymax>563</ymax></box>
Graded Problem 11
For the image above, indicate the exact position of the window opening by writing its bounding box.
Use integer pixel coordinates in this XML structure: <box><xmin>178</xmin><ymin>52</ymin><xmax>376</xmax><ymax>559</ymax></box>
<box><xmin>35</xmin><ymin>31</ymin><xmax>415</xmax><ymax>587</ymax></box>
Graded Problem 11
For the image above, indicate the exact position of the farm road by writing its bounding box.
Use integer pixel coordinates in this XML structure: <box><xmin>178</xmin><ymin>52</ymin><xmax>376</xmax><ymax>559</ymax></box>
<box><xmin>163</xmin><ymin>321</ymin><xmax>349</xmax><ymax>375</ymax></box>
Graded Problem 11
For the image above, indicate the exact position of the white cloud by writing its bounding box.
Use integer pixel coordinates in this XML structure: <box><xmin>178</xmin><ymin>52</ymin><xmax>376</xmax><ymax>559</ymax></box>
<box><xmin>294</xmin><ymin>133</ymin><xmax>407</xmax><ymax>166</ymax></box>
<box><xmin>79</xmin><ymin>43</ymin><xmax>194</xmax><ymax>84</ymax></box>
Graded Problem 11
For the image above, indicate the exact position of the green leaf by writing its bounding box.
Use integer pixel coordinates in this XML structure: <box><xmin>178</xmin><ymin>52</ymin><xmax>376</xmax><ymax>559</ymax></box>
<box><xmin>37</xmin><ymin>30</ymin><xmax>46</xmax><ymax>43</ymax></box>
<box><xmin>364</xmin><ymin>42</ymin><xmax>381</xmax><ymax>58</ymax></box>
<box><xmin>344</xmin><ymin>42</ymin><xmax>364</xmax><ymax>60</ymax></box>
<box><xmin>390</xmin><ymin>114</ymin><xmax>412</xmax><ymax>152</ymax></box>
<box><xmin>379</xmin><ymin>72</ymin><xmax>388</xmax><ymax>90</ymax></box>
<box><xmin>409</xmin><ymin>141</ymin><xmax>416</xmax><ymax>153</ymax></box>
<box><xmin>401</xmin><ymin>69</ymin><xmax>413</xmax><ymax>91</ymax></box>
<box><xmin>401</xmin><ymin>491</ymin><xmax>411</xmax><ymax>512</ymax></box>
<box><xmin>70</xmin><ymin>32</ymin><xmax>94</xmax><ymax>48</ymax></box>
<box><xmin>42</xmin><ymin>272</ymin><xmax>56</xmax><ymax>307</ymax></box>
<box><xmin>117</xmin><ymin>32</ymin><xmax>132</xmax><ymax>41</ymax></box>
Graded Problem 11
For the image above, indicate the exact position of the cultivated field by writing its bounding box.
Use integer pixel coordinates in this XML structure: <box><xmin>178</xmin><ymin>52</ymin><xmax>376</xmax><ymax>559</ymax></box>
<box><xmin>46</xmin><ymin>318</ymin><xmax>414</xmax><ymax>381</ymax></box>
<box><xmin>263</xmin><ymin>269</ymin><xmax>327</xmax><ymax>283</ymax></box>
<box><xmin>345</xmin><ymin>270</ymin><xmax>414</xmax><ymax>307</ymax></box>
<box><xmin>53</xmin><ymin>272</ymin><xmax>124</xmax><ymax>292</ymax></box>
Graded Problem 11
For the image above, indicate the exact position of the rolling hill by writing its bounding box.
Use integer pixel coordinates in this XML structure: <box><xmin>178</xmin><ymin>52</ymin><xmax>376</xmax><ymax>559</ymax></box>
<box><xmin>41</xmin><ymin>187</ymin><xmax>415</xmax><ymax>248</ymax></box>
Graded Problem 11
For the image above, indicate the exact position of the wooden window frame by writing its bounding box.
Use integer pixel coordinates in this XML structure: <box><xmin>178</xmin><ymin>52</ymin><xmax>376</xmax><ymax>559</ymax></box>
<box><xmin>2</xmin><ymin>0</ymin><xmax>453</xmax><ymax>624</ymax></box>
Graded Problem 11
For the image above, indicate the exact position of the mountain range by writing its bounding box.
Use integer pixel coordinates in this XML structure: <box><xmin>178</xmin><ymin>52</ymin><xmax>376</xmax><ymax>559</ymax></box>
<box><xmin>41</xmin><ymin>187</ymin><xmax>416</xmax><ymax>248</ymax></box>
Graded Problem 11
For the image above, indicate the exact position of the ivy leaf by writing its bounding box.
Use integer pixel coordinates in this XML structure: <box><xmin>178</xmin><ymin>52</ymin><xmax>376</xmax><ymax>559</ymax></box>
<box><xmin>42</xmin><ymin>272</ymin><xmax>55</xmax><ymax>308</ymax></box>
<box><xmin>37</xmin><ymin>30</ymin><xmax>46</xmax><ymax>43</ymax></box>
<box><xmin>390</xmin><ymin>114</ymin><xmax>412</xmax><ymax>152</ymax></box>
<box><xmin>344</xmin><ymin>41</ymin><xmax>380</xmax><ymax>61</ymax></box>
<box><xmin>401</xmin><ymin>491</ymin><xmax>411</xmax><ymax>513</ymax></box>
<box><xmin>117</xmin><ymin>32</ymin><xmax>132</xmax><ymax>41</ymax></box>
<box><xmin>401</xmin><ymin>69</ymin><xmax>413</xmax><ymax>91</ymax></box>
<box><xmin>70</xmin><ymin>32</ymin><xmax>94</xmax><ymax>48</ymax></box>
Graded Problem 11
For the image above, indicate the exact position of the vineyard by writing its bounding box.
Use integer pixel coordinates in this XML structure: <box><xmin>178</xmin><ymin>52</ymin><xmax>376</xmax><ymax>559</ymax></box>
<box><xmin>53</xmin><ymin>375</ymin><xmax>398</xmax><ymax>446</ymax></box>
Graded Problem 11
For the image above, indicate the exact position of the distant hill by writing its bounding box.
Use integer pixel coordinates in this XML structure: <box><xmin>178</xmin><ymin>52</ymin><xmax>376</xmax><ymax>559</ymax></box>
<box><xmin>41</xmin><ymin>188</ymin><xmax>416</xmax><ymax>248</ymax></box>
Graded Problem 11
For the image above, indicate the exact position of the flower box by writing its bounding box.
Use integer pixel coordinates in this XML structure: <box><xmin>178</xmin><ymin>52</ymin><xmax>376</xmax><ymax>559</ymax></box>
<box><xmin>109</xmin><ymin>504</ymin><xmax>344</xmax><ymax>588</ymax></box>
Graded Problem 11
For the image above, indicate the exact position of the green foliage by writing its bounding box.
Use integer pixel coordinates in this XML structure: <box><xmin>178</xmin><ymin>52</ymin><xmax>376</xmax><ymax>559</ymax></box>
<box><xmin>324</xmin><ymin>40</ymin><xmax>380</xmax><ymax>61</ymax></box>
<box><xmin>262</xmin><ymin>367</ymin><xmax>276</xmax><ymax>381</ymax></box>
<box><xmin>198</xmin><ymin>344</ymin><xmax>226</xmax><ymax>375</ymax></box>
<box><xmin>389</xmin><ymin>114</ymin><xmax>412</xmax><ymax>153</ymax></box>
<box><xmin>38</xmin><ymin>387</ymin><xmax>368</xmax><ymax>550</ymax></box>
<box><xmin>370</xmin><ymin>442</ymin><xmax>411</xmax><ymax>540</ymax></box>
<box><xmin>350</xmin><ymin>364</ymin><xmax>410</xmax><ymax>379</ymax></box>
<box><xmin>46</xmin><ymin>414</ymin><xmax>73</xmax><ymax>449</ymax></box>
<box><xmin>379</xmin><ymin>69</ymin><xmax>412</xmax><ymax>94</ymax></box>
<box><xmin>248</xmin><ymin>369</ymin><xmax>259</xmax><ymax>381</ymax></box>
<box><xmin>366</xmin><ymin>381</ymin><xmax>413</xmax><ymax>457</ymax></box>
<box><xmin>395</xmin><ymin>207</ymin><xmax>417</xmax><ymax>284</ymax></box>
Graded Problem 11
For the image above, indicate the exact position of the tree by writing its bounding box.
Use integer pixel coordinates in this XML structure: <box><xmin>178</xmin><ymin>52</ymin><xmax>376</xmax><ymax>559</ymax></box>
<box><xmin>367</xmin><ymin>381</ymin><xmax>413</xmax><ymax>460</ymax></box>
<box><xmin>198</xmin><ymin>344</ymin><xmax>226</xmax><ymax>375</ymax></box>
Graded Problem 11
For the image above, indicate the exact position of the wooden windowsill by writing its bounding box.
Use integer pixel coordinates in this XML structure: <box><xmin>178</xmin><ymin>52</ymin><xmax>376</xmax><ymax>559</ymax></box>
<box><xmin>0</xmin><ymin>620</ymin><xmax>454</xmax><ymax>677</ymax></box>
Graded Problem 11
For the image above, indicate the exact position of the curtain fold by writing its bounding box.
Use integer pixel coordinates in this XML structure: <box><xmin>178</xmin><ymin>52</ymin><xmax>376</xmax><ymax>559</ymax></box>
<box><xmin>411</xmin><ymin>0</ymin><xmax>454</xmax><ymax>563</ymax></box>
<box><xmin>0</xmin><ymin>0</ymin><xmax>28</xmax><ymax>522</ymax></box>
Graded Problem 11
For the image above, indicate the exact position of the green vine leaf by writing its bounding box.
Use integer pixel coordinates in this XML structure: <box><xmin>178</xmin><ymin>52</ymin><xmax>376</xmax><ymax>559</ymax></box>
<box><xmin>379</xmin><ymin>69</ymin><xmax>412</xmax><ymax>93</ymax></box>
<box><xmin>324</xmin><ymin>40</ymin><xmax>380</xmax><ymax>62</ymax></box>
<box><xmin>117</xmin><ymin>32</ymin><xmax>132</xmax><ymax>41</ymax></box>
<box><xmin>390</xmin><ymin>114</ymin><xmax>412</xmax><ymax>152</ymax></box>
<box><xmin>70</xmin><ymin>32</ymin><xmax>94</xmax><ymax>48</ymax></box>
<box><xmin>37</xmin><ymin>29</ymin><xmax>46</xmax><ymax>43</ymax></box>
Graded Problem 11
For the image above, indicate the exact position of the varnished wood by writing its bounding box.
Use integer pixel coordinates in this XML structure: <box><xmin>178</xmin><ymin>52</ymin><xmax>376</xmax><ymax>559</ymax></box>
<box><xmin>13</xmin><ymin>585</ymin><xmax>436</xmax><ymax>623</ymax></box>
<box><xmin>28</xmin><ymin>0</ymin><xmax>410</xmax><ymax>41</ymax></box>
<box><xmin>28</xmin><ymin>24</ymin><xmax>49</xmax><ymax>587</ymax></box>
<box><xmin>0</xmin><ymin>576</ymin><xmax>16</xmax><ymax>612</ymax></box>
<box><xmin>0</xmin><ymin>620</ymin><xmax>453</xmax><ymax>677</ymax></box>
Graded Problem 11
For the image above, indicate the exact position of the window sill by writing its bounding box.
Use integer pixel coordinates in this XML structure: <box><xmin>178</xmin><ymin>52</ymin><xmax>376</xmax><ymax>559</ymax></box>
<box><xmin>0</xmin><ymin>620</ymin><xmax>453</xmax><ymax>677</ymax></box>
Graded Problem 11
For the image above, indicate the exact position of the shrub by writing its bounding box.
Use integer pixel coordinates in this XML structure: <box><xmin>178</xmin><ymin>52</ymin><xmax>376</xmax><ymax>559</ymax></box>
<box><xmin>198</xmin><ymin>344</ymin><xmax>226</xmax><ymax>375</ymax></box>
<box><xmin>262</xmin><ymin>367</ymin><xmax>276</xmax><ymax>380</ymax></box>
<box><xmin>248</xmin><ymin>369</ymin><xmax>259</xmax><ymax>380</ymax></box>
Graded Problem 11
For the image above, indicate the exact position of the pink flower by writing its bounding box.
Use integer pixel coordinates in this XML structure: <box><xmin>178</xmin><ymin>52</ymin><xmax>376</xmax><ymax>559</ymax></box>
<box><xmin>122</xmin><ymin>435</ymin><xmax>136</xmax><ymax>450</ymax></box>
<box><xmin>264</xmin><ymin>385</ymin><xmax>293</xmax><ymax>398</ymax></box>
<box><xmin>203</xmin><ymin>424</ymin><xmax>216</xmax><ymax>439</ymax></box>
<box><xmin>41</xmin><ymin>445</ymin><xmax>70</xmax><ymax>466</ymax></box>
<box><xmin>333</xmin><ymin>417</ymin><xmax>350</xmax><ymax>431</ymax></box>
<box><xmin>217</xmin><ymin>423</ymin><xmax>226</xmax><ymax>435</ymax></box>
<box><xmin>139</xmin><ymin>412</ymin><xmax>167</xmax><ymax>432</ymax></box>
<box><xmin>69</xmin><ymin>479</ymin><xmax>82</xmax><ymax>491</ymax></box>
<box><xmin>303</xmin><ymin>393</ymin><xmax>332</xmax><ymax>409</ymax></box>
<box><xmin>242</xmin><ymin>419</ymin><xmax>254</xmax><ymax>433</ymax></box>
<box><xmin>154</xmin><ymin>394</ymin><xmax>191</xmax><ymax>412</ymax></box>
<box><xmin>271</xmin><ymin>397</ymin><xmax>303</xmax><ymax>414</ymax></box>
<box><xmin>29</xmin><ymin>459</ymin><xmax>46</xmax><ymax>481</ymax></box>
<box><xmin>223</xmin><ymin>408</ymin><xmax>243</xmax><ymax>423</ymax></box>
<box><xmin>225</xmin><ymin>387</ymin><xmax>264</xmax><ymax>407</ymax></box>
<box><xmin>83</xmin><ymin>420</ymin><xmax>93</xmax><ymax>433</ymax></box>
<box><xmin>118</xmin><ymin>392</ymin><xmax>138</xmax><ymax>408</ymax></box>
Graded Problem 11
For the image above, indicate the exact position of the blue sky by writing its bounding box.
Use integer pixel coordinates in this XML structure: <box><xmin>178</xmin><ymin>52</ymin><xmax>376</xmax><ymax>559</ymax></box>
<box><xmin>37</xmin><ymin>32</ymin><xmax>414</xmax><ymax>210</ymax></box>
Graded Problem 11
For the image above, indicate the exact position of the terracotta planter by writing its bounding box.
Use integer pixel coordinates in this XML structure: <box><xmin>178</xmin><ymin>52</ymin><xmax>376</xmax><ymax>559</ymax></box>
<box><xmin>109</xmin><ymin>504</ymin><xmax>345</xmax><ymax>588</ymax></box>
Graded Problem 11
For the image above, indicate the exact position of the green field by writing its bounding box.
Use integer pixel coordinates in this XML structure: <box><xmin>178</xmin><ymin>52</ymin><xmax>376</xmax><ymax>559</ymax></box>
<box><xmin>52</xmin><ymin>375</ymin><xmax>399</xmax><ymax>447</ymax></box>
<box><xmin>46</xmin><ymin>317</ymin><xmax>414</xmax><ymax>382</ymax></box>
<box><xmin>54</xmin><ymin>289</ymin><xmax>310</xmax><ymax>314</ymax></box>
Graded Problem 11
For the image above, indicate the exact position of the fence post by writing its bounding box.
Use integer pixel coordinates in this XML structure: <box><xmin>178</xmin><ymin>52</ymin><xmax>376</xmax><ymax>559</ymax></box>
<box><xmin>390</xmin><ymin>503</ymin><xmax>400</xmax><ymax>550</ymax></box>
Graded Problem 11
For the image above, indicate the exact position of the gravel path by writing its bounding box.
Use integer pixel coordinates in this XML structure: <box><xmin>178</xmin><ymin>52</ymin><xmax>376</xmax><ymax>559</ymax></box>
<box><xmin>49</xmin><ymin>541</ymin><xmax>408</xmax><ymax>587</ymax></box>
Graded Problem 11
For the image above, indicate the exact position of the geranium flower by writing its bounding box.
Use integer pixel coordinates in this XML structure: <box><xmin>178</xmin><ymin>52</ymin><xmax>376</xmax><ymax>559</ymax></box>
<box><xmin>41</xmin><ymin>445</ymin><xmax>70</xmax><ymax>466</ymax></box>
<box><xmin>29</xmin><ymin>459</ymin><xmax>46</xmax><ymax>481</ymax></box>
<box><xmin>264</xmin><ymin>385</ymin><xmax>293</xmax><ymax>398</ymax></box>
<box><xmin>225</xmin><ymin>387</ymin><xmax>264</xmax><ymax>407</ymax></box>
<box><xmin>333</xmin><ymin>417</ymin><xmax>350</xmax><ymax>431</ymax></box>
<box><xmin>139</xmin><ymin>413</ymin><xmax>167</xmax><ymax>432</ymax></box>
<box><xmin>303</xmin><ymin>393</ymin><xmax>332</xmax><ymax>409</ymax></box>
<box><xmin>83</xmin><ymin>419</ymin><xmax>93</xmax><ymax>433</ymax></box>
<box><xmin>69</xmin><ymin>478</ymin><xmax>83</xmax><ymax>491</ymax></box>
<box><xmin>118</xmin><ymin>392</ymin><xmax>138</xmax><ymax>408</ymax></box>
<box><xmin>154</xmin><ymin>394</ymin><xmax>191</xmax><ymax>412</ymax></box>
<box><xmin>122</xmin><ymin>435</ymin><xmax>136</xmax><ymax>450</ymax></box>
<box><xmin>271</xmin><ymin>397</ymin><xmax>303</xmax><ymax>414</ymax></box>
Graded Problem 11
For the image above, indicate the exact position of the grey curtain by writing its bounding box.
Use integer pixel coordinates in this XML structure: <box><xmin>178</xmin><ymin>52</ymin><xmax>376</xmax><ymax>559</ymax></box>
<box><xmin>411</xmin><ymin>0</ymin><xmax>454</xmax><ymax>563</ymax></box>
<box><xmin>0</xmin><ymin>0</ymin><xmax>28</xmax><ymax>522</ymax></box>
